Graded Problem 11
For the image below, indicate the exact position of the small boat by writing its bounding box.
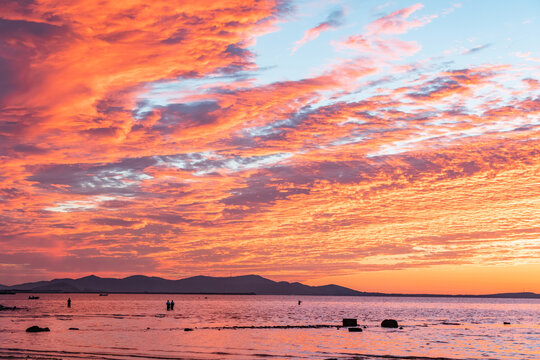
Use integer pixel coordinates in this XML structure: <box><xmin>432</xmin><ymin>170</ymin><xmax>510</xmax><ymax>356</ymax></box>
<box><xmin>99</xmin><ymin>293</ymin><xmax>108</xmax><ymax>296</ymax></box>
<box><xmin>28</xmin><ymin>296</ymin><xmax>40</xmax><ymax>299</ymax></box>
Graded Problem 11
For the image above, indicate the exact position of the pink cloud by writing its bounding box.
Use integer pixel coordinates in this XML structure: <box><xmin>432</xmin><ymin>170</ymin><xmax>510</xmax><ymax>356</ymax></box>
<box><xmin>293</xmin><ymin>9</ymin><xmax>344</xmax><ymax>52</ymax></box>
<box><xmin>339</xmin><ymin>35</ymin><xmax>421</xmax><ymax>60</ymax></box>
<box><xmin>366</xmin><ymin>3</ymin><xmax>435</xmax><ymax>36</ymax></box>
<box><xmin>333</xmin><ymin>3</ymin><xmax>435</xmax><ymax>62</ymax></box>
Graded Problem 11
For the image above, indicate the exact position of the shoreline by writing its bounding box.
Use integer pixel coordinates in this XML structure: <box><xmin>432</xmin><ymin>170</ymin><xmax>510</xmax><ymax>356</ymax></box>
<box><xmin>0</xmin><ymin>347</ymin><xmax>471</xmax><ymax>360</ymax></box>
<box><xmin>2</xmin><ymin>291</ymin><xmax>540</xmax><ymax>299</ymax></box>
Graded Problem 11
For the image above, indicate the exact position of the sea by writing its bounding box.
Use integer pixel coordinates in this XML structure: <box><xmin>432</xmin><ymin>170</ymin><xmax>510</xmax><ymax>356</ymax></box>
<box><xmin>0</xmin><ymin>293</ymin><xmax>538</xmax><ymax>359</ymax></box>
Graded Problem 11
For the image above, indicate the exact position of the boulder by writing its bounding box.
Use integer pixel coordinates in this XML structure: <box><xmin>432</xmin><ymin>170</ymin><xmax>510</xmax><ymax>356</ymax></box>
<box><xmin>68</xmin><ymin>327</ymin><xmax>79</xmax><ymax>330</ymax></box>
<box><xmin>184</xmin><ymin>328</ymin><xmax>194</xmax><ymax>331</ymax></box>
<box><xmin>342</xmin><ymin>318</ymin><xmax>357</xmax><ymax>327</ymax></box>
<box><xmin>503</xmin><ymin>322</ymin><xmax>510</xmax><ymax>325</ymax></box>
<box><xmin>381</xmin><ymin>319</ymin><xmax>399</xmax><ymax>328</ymax></box>
<box><xmin>348</xmin><ymin>327</ymin><xmax>363</xmax><ymax>332</ymax></box>
<box><xmin>26</xmin><ymin>326</ymin><xmax>50</xmax><ymax>332</ymax></box>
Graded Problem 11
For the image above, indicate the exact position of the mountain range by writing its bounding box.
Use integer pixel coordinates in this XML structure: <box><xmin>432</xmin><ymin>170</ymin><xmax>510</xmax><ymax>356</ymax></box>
<box><xmin>0</xmin><ymin>275</ymin><xmax>538</xmax><ymax>298</ymax></box>
<box><xmin>0</xmin><ymin>275</ymin><xmax>365</xmax><ymax>295</ymax></box>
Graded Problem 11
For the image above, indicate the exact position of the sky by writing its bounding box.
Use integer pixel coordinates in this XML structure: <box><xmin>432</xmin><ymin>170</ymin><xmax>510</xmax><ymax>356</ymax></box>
<box><xmin>0</xmin><ymin>0</ymin><xmax>539</xmax><ymax>294</ymax></box>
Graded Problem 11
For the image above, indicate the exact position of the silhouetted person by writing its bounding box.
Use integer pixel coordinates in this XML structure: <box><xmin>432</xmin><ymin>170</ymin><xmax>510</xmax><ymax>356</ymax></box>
<box><xmin>170</xmin><ymin>300</ymin><xmax>175</xmax><ymax>310</ymax></box>
<box><xmin>166</xmin><ymin>300</ymin><xmax>170</xmax><ymax>311</ymax></box>
<box><xmin>67</xmin><ymin>298</ymin><xmax>71</xmax><ymax>308</ymax></box>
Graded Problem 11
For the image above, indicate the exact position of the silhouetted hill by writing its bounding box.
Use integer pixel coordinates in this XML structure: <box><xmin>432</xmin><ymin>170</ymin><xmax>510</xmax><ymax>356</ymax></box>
<box><xmin>484</xmin><ymin>292</ymin><xmax>540</xmax><ymax>299</ymax></box>
<box><xmin>4</xmin><ymin>274</ymin><xmax>366</xmax><ymax>295</ymax></box>
<box><xmin>3</xmin><ymin>275</ymin><xmax>539</xmax><ymax>298</ymax></box>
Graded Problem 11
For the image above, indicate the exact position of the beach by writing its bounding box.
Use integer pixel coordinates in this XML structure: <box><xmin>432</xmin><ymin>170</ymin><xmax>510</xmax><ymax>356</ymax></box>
<box><xmin>1</xmin><ymin>294</ymin><xmax>538</xmax><ymax>359</ymax></box>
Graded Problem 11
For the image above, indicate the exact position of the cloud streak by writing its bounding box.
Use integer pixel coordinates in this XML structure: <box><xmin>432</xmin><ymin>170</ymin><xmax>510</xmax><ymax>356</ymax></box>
<box><xmin>293</xmin><ymin>8</ymin><xmax>345</xmax><ymax>51</ymax></box>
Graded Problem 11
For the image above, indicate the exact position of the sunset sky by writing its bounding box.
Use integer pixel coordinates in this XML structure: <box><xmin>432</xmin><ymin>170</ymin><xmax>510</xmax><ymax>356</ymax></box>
<box><xmin>1</xmin><ymin>0</ymin><xmax>539</xmax><ymax>294</ymax></box>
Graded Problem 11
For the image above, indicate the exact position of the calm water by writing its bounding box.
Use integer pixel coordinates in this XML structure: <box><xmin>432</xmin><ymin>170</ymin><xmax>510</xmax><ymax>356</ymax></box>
<box><xmin>0</xmin><ymin>294</ymin><xmax>538</xmax><ymax>359</ymax></box>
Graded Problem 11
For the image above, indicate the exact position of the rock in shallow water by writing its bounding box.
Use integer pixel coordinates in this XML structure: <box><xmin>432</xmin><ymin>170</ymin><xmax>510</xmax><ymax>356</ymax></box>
<box><xmin>348</xmin><ymin>327</ymin><xmax>363</xmax><ymax>332</ymax></box>
<box><xmin>26</xmin><ymin>326</ymin><xmax>50</xmax><ymax>332</ymax></box>
<box><xmin>381</xmin><ymin>319</ymin><xmax>399</xmax><ymax>328</ymax></box>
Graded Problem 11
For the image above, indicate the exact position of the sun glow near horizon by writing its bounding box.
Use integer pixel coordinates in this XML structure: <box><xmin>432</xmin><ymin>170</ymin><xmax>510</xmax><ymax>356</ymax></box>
<box><xmin>0</xmin><ymin>0</ymin><xmax>539</xmax><ymax>293</ymax></box>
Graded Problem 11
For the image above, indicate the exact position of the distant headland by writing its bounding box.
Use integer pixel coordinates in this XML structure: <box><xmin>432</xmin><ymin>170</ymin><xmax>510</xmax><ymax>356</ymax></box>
<box><xmin>0</xmin><ymin>275</ymin><xmax>538</xmax><ymax>298</ymax></box>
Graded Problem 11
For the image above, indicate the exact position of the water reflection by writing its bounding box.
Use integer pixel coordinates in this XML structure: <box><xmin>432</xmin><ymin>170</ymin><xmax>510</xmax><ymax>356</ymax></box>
<box><xmin>0</xmin><ymin>294</ymin><xmax>538</xmax><ymax>359</ymax></box>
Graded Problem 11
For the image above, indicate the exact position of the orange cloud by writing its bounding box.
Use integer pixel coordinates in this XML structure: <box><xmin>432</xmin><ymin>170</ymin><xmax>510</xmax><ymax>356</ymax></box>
<box><xmin>0</xmin><ymin>0</ymin><xmax>539</xmax><ymax>294</ymax></box>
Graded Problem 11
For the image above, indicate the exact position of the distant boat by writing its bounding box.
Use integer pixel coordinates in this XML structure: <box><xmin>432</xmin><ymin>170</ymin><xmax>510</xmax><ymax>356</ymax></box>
<box><xmin>99</xmin><ymin>293</ymin><xmax>108</xmax><ymax>296</ymax></box>
<box><xmin>28</xmin><ymin>296</ymin><xmax>40</xmax><ymax>299</ymax></box>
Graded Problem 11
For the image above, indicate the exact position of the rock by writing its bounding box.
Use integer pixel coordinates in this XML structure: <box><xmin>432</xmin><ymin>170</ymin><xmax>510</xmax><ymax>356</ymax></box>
<box><xmin>399</xmin><ymin>326</ymin><xmax>403</xmax><ymax>329</ymax></box>
<box><xmin>348</xmin><ymin>327</ymin><xmax>363</xmax><ymax>332</ymax></box>
<box><xmin>503</xmin><ymin>322</ymin><xmax>510</xmax><ymax>325</ymax></box>
<box><xmin>381</xmin><ymin>319</ymin><xmax>399</xmax><ymax>328</ymax></box>
<box><xmin>68</xmin><ymin>327</ymin><xmax>79</xmax><ymax>330</ymax></box>
<box><xmin>26</xmin><ymin>326</ymin><xmax>50</xmax><ymax>332</ymax></box>
<box><xmin>342</xmin><ymin>318</ymin><xmax>357</xmax><ymax>327</ymax></box>
<box><xmin>184</xmin><ymin>328</ymin><xmax>194</xmax><ymax>331</ymax></box>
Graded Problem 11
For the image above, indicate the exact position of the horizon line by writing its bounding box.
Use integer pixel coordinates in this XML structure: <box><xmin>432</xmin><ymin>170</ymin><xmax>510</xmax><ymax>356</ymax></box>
<box><xmin>1</xmin><ymin>273</ymin><xmax>538</xmax><ymax>298</ymax></box>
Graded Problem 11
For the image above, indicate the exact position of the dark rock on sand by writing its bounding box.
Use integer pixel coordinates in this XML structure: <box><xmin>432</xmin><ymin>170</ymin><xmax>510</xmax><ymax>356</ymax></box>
<box><xmin>348</xmin><ymin>327</ymin><xmax>363</xmax><ymax>332</ymax></box>
<box><xmin>381</xmin><ymin>319</ymin><xmax>399</xmax><ymax>328</ymax></box>
<box><xmin>342</xmin><ymin>318</ymin><xmax>357</xmax><ymax>327</ymax></box>
<box><xmin>184</xmin><ymin>328</ymin><xmax>194</xmax><ymax>331</ymax></box>
<box><xmin>26</xmin><ymin>326</ymin><xmax>50</xmax><ymax>332</ymax></box>
<box><xmin>68</xmin><ymin>327</ymin><xmax>79</xmax><ymax>330</ymax></box>
<box><xmin>503</xmin><ymin>322</ymin><xmax>510</xmax><ymax>325</ymax></box>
